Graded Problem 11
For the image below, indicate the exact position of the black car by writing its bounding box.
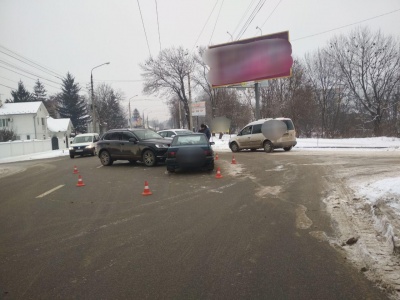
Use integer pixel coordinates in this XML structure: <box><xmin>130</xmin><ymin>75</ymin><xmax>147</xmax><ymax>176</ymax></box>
<box><xmin>96</xmin><ymin>129</ymin><xmax>170</xmax><ymax>166</ymax></box>
<box><xmin>166</xmin><ymin>133</ymin><xmax>214</xmax><ymax>172</ymax></box>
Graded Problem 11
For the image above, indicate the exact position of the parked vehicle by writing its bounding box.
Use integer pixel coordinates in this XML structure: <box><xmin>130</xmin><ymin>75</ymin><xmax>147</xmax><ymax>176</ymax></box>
<box><xmin>157</xmin><ymin>129</ymin><xmax>193</xmax><ymax>139</ymax></box>
<box><xmin>69</xmin><ymin>133</ymin><xmax>100</xmax><ymax>158</ymax></box>
<box><xmin>96</xmin><ymin>128</ymin><xmax>170</xmax><ymax>166</ymax></box>
<box><xmin>166</xmin><ymin>133</ymin><xmax>214</xmax><ymax>173</ymax></box>
<box><xmin>229</xmin><ymin>118</ymin><xmax>297</xmax><ymax>153</ymax></box>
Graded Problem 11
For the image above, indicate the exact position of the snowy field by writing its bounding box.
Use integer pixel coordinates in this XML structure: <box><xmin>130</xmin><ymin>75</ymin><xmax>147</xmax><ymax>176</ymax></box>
<box><xmin>1</xmin><ymin>135</ymin><xmax>400</xmax><ymax>297</ymax></box>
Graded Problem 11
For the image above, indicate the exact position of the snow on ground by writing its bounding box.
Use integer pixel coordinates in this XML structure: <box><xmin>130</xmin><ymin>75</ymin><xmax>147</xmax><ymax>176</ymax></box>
<box><xmin>1</xmin><ymin>134</ymin><xmax>400</xmax><ymax>296</ymax></box>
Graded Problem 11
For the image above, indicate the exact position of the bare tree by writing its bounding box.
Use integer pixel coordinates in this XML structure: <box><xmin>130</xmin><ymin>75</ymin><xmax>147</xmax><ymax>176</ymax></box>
<box><xmin>304</xmin><ymin>49</ymin><xmax>350</xmax><ymax>137</ymax></box>
<box><xmin>327</xmin><ymin>27</ymin><xmax>400</xmax><ymax>136</ymax></box>
<box><xmin>95</xmin><ymin>83</ymin><xmax>127</xmax><ymax>133</ymax></box>
<box><xmin>140</xmin><ymin>47</ymin><xmax>193</xmax><ymax>128</ymax></box>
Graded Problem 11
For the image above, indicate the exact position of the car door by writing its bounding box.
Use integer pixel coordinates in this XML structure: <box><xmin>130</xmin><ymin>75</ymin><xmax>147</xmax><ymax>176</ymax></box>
<box><xmin>102</xmin><ymin>132</ymin><xmax>123</xmax><ymax>158</ymax></box>
<box><xmin>236</xmin><ymin>126</ymin><xmax>252</xmax><ymax>148</ymax></box>
<box><xmin>249</xmin><ymin>124</ymin><xmax>263</xmax><ymax>148</ymax></box>
<box><xmin>120</xmin><ymin>131</ymin><xmax>141</xmax><ymax>159</ymax></box>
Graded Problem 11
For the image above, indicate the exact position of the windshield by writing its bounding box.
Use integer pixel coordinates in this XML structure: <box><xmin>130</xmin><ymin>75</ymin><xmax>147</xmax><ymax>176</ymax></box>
<box><xmin>172</xmin><ymin>135</ymin><xmax>208</xmax><ymax>146</ymax></box>
<box><xmin>73</xmin><ymin>136</ymin><xmax>93</xmax><ymax>143</ymax></box>
<box><xmin>134</xmin><ymin>129</ymin><xmax>164</xmax><ymax>140</ymax></box>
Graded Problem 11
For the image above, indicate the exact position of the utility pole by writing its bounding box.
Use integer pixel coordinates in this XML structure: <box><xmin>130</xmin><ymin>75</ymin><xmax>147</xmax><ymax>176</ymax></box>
<box><xmin>188</xmin><ymin>72</ymin><xmax>193</xmax><ymax>131</ymax></box>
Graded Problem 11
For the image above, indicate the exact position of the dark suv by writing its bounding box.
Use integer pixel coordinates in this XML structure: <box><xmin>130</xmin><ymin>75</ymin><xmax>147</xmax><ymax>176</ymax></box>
<box><xmin>96</xmin><ymin>129</ymin><xmax>170</xmax><ymax>166</ymax></box>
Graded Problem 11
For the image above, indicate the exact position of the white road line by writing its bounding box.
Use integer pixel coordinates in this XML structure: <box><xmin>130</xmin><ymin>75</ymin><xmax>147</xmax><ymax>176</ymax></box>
<box><xmin>36</xmin><ymin>185</ymin><xmax>65</xmax><ymax>198</ymax></box>
<box><xmin>97</xmin><ymin>165</ymin><xmax>103</xmax><ymax>169</ymax></box>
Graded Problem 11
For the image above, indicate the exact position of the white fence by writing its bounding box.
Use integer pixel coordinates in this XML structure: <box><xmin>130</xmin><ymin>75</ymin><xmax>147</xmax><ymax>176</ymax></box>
<box><xmin>0</xmin><ymin>139</ymin><xmax>64</xmax><ymax>159</ymax></box>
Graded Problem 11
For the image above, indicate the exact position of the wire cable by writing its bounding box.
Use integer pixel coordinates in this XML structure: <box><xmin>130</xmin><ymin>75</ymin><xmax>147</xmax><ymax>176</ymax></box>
<box><xmin>292</xmin><ymin>8</ymin><xmax>400</xmax><ymax>42</ymax></box>
<box><xmin>155</xmin><ymin>0</ymin><xmax>162</xmax><ymax>52</ymax></box>
<box><xmin>260</xmin><ymin>0</ymin><xmax>284</xmax><ymax>28</ymax></box>
<box><xmin>0</xmin><ymin>44</ymin><xmax>64</xmax><ymax>78</ymax></box>
<box><xmin>0</xmin><ymin>65</ymin><xmax>61</xmax><ymax>89</ymax></box>
<box><xmin>209</xmin><ymin>0</ymin><xmax>225</xmax><ymax>45</ymax></box>
<box><xmin>192</xmin><ymin>0</ymin><xmax>219</xmax><ymax>50</ymax></box>
<box><xmin>0</xmin><ymin>83</ymin><xmax>16</xmax><ymax>90</ymax></box>
<box><xmin>236</xmin><ymin>0</ymin><xmax>267</xmax><ymax>40</ymax></box>
<box><xmin>231</xmin><ymin>0</ymin><xmax>257</xmax><ymax>37</ymax></box>
<box><xmin>137</xmin><ymin>0</ymin><xmax>152</xmax><ymax>58</ymax></box>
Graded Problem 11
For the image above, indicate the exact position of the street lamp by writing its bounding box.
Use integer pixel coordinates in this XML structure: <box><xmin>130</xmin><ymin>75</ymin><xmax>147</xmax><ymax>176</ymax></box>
<box><xmin>91</xmin><ymin>62</ymin><xmax>110</xmax><ymax>133</ymax></box>
<box><xmin>256</xmin><ymin>26</ymin><xmax>262</xmax><ymax>36</ymax></box>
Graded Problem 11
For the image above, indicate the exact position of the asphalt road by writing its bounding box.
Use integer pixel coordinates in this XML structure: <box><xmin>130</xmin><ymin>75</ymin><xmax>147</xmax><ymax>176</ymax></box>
<box><xmin>0</xmin><ymin>151</ymin><xmax>389</xmax><ymax>299</ymax></box>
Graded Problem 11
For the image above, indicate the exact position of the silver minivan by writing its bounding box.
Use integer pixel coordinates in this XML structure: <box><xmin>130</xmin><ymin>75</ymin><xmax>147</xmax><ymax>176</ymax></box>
<box><xmin>229</xmin><ymin>118</ymin><xmax>297</xmax><ymax>153</ymax></box>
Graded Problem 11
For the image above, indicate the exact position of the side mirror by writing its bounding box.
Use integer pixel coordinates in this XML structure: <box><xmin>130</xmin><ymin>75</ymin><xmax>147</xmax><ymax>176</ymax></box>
<box><xmin>171</xmin><ymin>134</ymin><xmax>176</xmax><ymax>138</ymax></box>
<box><xmin>210</xmin><ymin>142</ymin><xmax>215</xmax><ymax>145</ymax></box>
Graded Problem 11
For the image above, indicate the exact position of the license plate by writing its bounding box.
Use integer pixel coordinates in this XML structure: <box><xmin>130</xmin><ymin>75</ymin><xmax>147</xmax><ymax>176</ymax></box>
<box><xmin>76</xmin><ymin>149</ymin><xmax>83</xmax><ymax>152</ymax></box>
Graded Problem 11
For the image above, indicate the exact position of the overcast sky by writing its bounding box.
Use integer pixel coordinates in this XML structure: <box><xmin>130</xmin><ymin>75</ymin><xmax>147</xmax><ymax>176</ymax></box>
<box><xmin>1</xmin><ymin>0</ymin><xmax>399</xmax><ymax>122</ymax></box>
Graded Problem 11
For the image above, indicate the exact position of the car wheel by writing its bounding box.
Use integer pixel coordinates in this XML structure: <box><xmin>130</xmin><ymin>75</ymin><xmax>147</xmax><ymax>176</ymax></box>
<box><xmin>283</xmin><ymin>146</ymin><xmax>292</xmax><ymax>151</ymax></box>
<box><xmin>263</xmin><ymin>141</ymin><xmax>273</xmax><ymax>153</ymax></box>
<box><xmin>70</xmin><ymin>154</ymin><xmax>74</xmax><ymax>159</ymax></box>
<box><xmin>230</xmin><ymin>142</ymin><xmax>240</xmax><ymax>152</ymax></box>
<box><xmin>167</xmin><ymin>167</ymin><xmax>175</xmax><ymax>173</ymax></box>
<box><xmin>99</xmin><ymin>150</ymin><xmax>113</xmax><ymax>166</ymax></box>
<box><xmin>142</xmin><ymin>150</ymin><xmax>156</xmax><ymax>167</ymax></box>
<box><xmin>207</xmin><ymin>161</ymin><xmax>215</xmax><ymax>171</ymax></box>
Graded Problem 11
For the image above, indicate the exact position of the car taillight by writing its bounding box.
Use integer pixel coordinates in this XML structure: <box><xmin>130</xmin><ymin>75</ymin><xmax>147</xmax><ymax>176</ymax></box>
<box><xmin>204</xmin><ymin>150</ymin><xmax>212</xmax><ymax>156</ymax></box>
<box><xmin>168</xmin><ymin>151</ymin><xmax>176</xmax><ymax>158</ymax></box>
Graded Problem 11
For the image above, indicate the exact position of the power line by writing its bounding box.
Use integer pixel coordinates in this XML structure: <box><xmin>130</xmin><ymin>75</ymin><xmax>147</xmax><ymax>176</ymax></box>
<box><xmin>0</xmin><ymin>44</ymin><xmax>64</xmax><ymax>78</ymax></box>
<box><xmin>236</xmin><ymin>0</ymin><xmax>267</xmax><ymax>40</ymax></box>
<box><xmin>0</xmin><ymin>65</ymin><xmax>61</xmax><ymax>90</ymax></box>
<box><xmin>0</xmin><ymin>83</ymin><xmax>16</xmax><ymax>90</ymax></box>
<box><xmin>292</xmin><ymin>7</ymin><xmax>400</xmax><ymax>42</ymax></box>
<box><xmin>192</xmin><ymin>0</ymin><xmax>219</xmax><ymax>50</ymax></box>
<box><xmin>155</xmin><ymin>0</ymin><xmax>162</xmax><ymax>52</ymax></box>
<box><xmin>260</xmin><ymin>0</ymin><xmax>284</xmax><ymax>28</ymax></box>
<box><xmin>137</xmin><ymin>0</ymin><xmax>152</xmax><ymax>58</ymax></box>
<box><xmin>231</xmin><ymin>0</ymin><xmax>257</xmax><ymax>37</ymax></box>
<box><xmin>209</xmin><ymin>0</ymin><xmax>225</xmax><ymax>45</ymax></box>
<box><xmin>0</xmin><ymin>60</ymin><xmax>62</xmax><ymax>85</ymax></box>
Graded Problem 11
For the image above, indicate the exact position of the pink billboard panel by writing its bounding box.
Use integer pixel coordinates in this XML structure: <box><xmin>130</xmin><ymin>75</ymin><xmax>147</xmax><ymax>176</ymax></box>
<box><xmin>203</xmin><ymin>31</ymin><xmax>293</xmax><ymax>87</ymax></box>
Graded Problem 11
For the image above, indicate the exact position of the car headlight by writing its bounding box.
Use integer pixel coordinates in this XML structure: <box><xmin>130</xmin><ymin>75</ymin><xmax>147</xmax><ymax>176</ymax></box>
<box><xmin>155</xmin><ymin>144</ymin><xmax>169</xmax><ymax>148</ymax></box>
<box><xmin>85</xmin><ymin>145</ymin><xmax>94</xmax><ymax>149</ymax></box>
<box><xmin>69</xmin><ymin>147</ymin><xmax>73</xmax><ymax>150</ymax></box>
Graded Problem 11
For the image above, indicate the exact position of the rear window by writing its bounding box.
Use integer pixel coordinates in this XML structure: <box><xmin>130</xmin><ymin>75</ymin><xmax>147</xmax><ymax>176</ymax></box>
<box><xmin>281</xmin><ymin>120</ymin><xmax>294</xmax><ymax>130</ymax></box>
<box><xmin>172</xmin><ymin>135</ymin><xmax>208</xmax><ymax>146</ymax></box>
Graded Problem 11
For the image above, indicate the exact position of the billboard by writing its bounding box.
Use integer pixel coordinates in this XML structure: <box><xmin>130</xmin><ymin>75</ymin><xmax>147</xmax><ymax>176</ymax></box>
<box><xmin>203</xmin><ymin>31</ymin><xmax>293</xmax><ymax>87</ymax></box>
<box><xmin>191</xmin><ymin>101</ymin><xmax>206</xmax><ymax>116</ymax></box>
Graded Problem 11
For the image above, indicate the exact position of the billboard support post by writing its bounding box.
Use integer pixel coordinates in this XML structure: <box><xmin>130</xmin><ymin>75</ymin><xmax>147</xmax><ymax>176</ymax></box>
<box><xmin>255</xmin><ymin>82</ymin><xmax>260</xmax><ymax>120</ymax></box>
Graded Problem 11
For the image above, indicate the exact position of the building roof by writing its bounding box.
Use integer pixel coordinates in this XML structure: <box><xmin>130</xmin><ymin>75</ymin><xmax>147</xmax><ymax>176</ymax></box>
<box><xmin>47</xmin><ymin>117</ymin><xmax>72</xmax><ymax>132</ymax></box>
<box><xmin>0</xmin><ymin>101</ymin><xmax>43</xmax><ymax>116</ymax></box>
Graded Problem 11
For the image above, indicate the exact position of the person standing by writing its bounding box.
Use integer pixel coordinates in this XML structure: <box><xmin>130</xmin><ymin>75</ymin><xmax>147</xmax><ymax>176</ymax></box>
<box><xmin>199</xmin><ymin>123</ymin><xmax>211</xmax><ymax>141</ymax></box>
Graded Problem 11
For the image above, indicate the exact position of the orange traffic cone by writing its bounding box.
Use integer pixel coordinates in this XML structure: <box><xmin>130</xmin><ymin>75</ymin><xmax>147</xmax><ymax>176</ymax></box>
<box><xmin>215</xmin><ymin>153</ymin><xmax>219</xmax><ymax>160</ymax></box>
<box><xmin>142</xmin><ymin>181</ymin><xmax>152</xmax><ymax>196</ymax></box>
<box><xmin>73</xmin><ymin>165</ymin><xmax>79</xmax><ymax>174</ymax></box>
<box><xmin>215</xmin><ymin>167</ymin><xmax>223</xmax><ymax>179</ymax></box>
<box><xmin>76</xmin><ymin>175</ymin><xmax>85</xmax><ymax>187</ymax></box>
<box><xmin>231</xmin><ymin>155</ymin><xmax>237</xmax><ymax>164</ymax></box>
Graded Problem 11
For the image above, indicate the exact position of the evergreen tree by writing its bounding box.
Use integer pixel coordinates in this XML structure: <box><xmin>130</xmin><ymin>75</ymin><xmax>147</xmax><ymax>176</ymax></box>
<box><xmin>58</xmin><ymin>73</ymin><xmax>89</xmax><ymax>133</ymax></box>
<box><xmin>132</xmin><ymin>108</ymin><xmax>142</xmax><ymax>127</ymax></box>
<box><xmin>32</xmin><ymin>79</ymin><xmax>47</xmax><ymax>102</ymax></box>
<box><xmin>11</xmin><ymin>80</ymin><xmax>33</xmax><ymax>102</ymax></box>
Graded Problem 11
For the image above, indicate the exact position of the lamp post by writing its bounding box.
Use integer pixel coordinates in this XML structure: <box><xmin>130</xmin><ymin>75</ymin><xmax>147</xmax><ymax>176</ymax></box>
<box><xmin>256</xmin><ymin>26</ymin><xmax>262</xmax><ymax>36</ymax></box>
<box><xmin>91</xmin><ymin>62</ymin><xmax>110</xmax><ymax>133</ymax></box>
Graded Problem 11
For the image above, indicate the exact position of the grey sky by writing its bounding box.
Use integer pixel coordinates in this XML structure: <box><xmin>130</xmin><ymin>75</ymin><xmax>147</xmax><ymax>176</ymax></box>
<box><xmin>1</xmin><ymin>0</ymin><xmax>399</xmax><ymax>121</ymax></box>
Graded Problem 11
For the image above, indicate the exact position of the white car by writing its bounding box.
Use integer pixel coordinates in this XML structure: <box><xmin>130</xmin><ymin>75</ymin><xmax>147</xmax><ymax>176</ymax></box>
<box><xmin>157</xmin><ymin>129</ymin><xmax>193</xmax><ymax>139</ymax></box>
<box><xmin>69</xmin><ymin>133</ymin><xmax>100</xmax><ymax>158</ymax></box>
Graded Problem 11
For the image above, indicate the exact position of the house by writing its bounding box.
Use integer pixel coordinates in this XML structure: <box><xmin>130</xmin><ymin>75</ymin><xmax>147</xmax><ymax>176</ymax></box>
<box><xmin>47</xmin><ymin>117</ymin><xmax>73</xmax><ymax>149</ymax></box>
<box><xmin>0</xmin><ymin>101</ymin><xmax>49</xmax><ymax>140</ymax></box>
<box><xmin>0</xmin><ymin>101</ymin><xmax>73</xmax><ymax>141</ymax></box>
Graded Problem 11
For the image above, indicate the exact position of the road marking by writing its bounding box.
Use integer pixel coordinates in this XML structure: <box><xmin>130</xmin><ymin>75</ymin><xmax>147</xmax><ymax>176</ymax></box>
<box><xmin>36</xmin><ymin>185</ymin><xmax>65</xmax><ymax>198</ymax></box>
<box><xmin>97</xmin><ymin>165</ymin><xmax>103</xmax><ymax>169</ymax></box>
